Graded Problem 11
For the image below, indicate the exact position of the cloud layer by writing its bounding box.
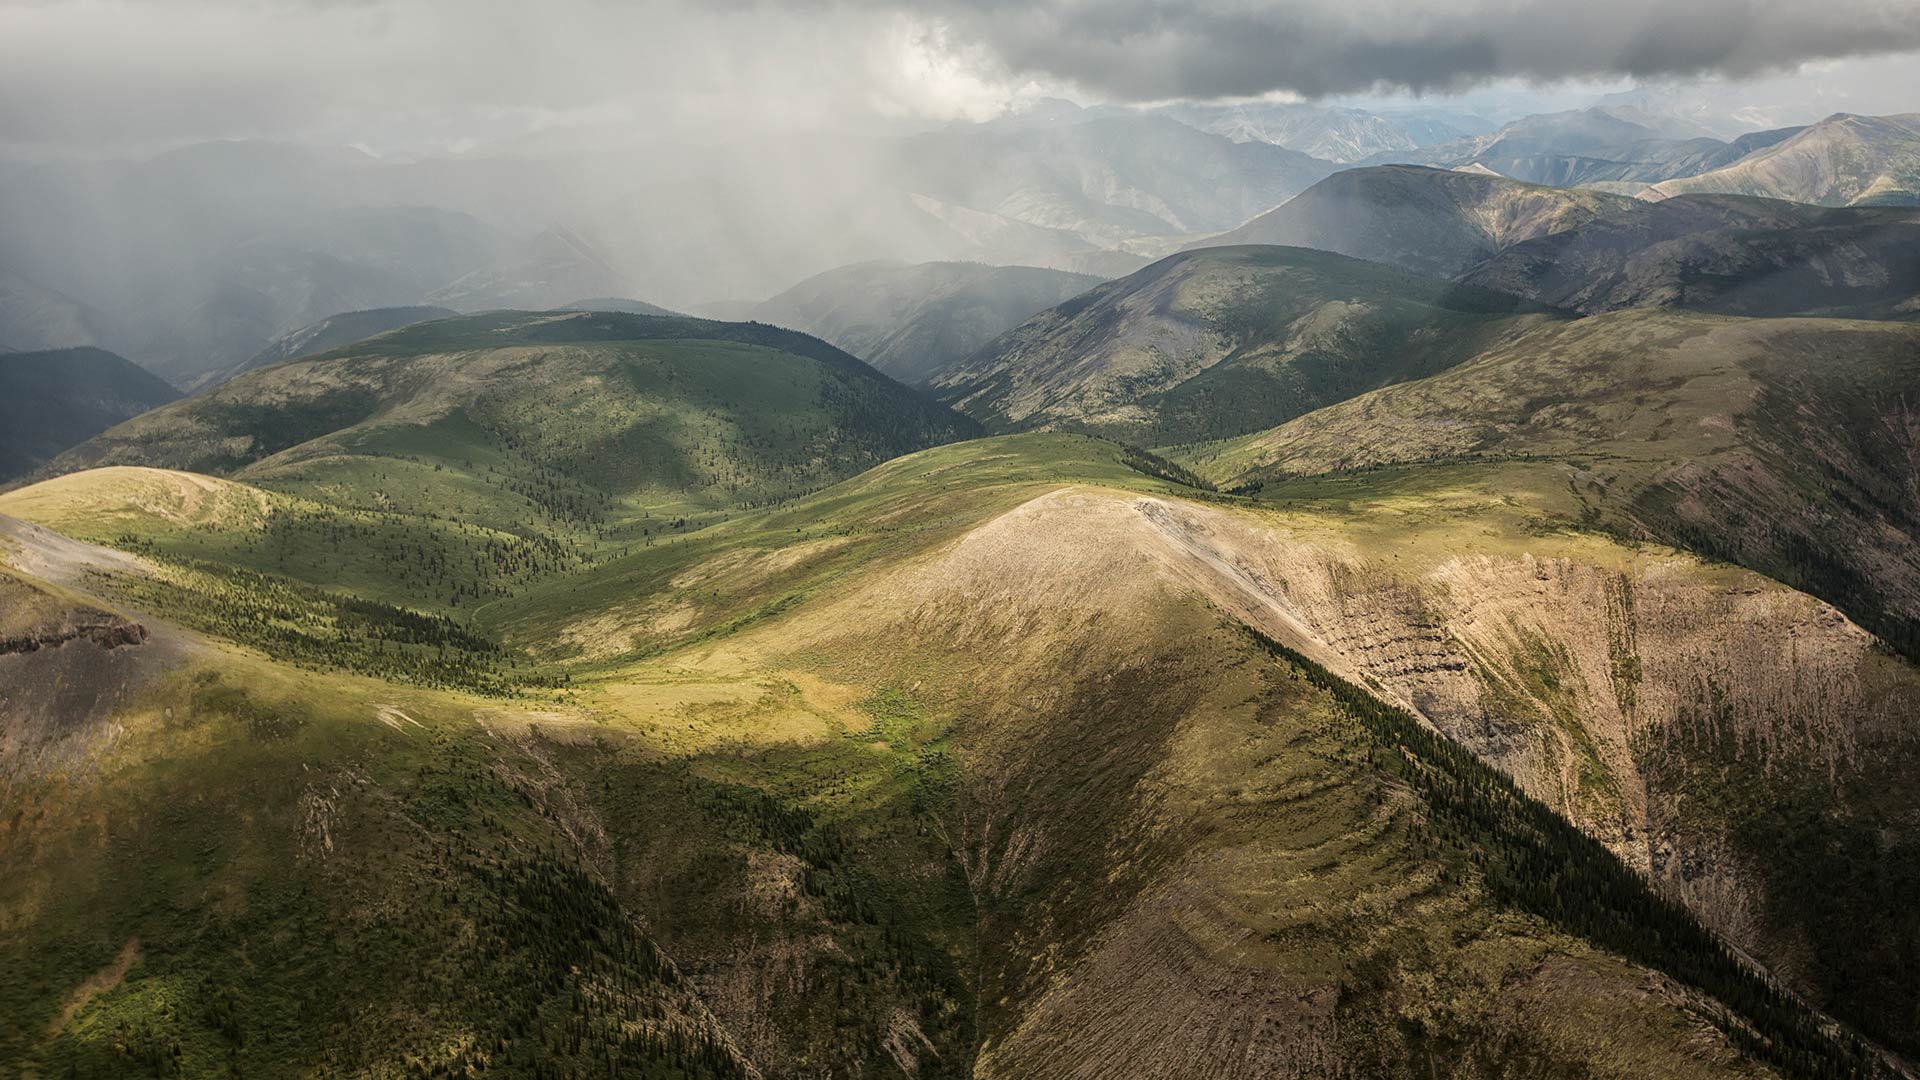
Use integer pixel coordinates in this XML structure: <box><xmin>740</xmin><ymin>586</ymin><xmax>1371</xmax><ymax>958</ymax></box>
<box><xmin>901</xmin><ymin>0</ymin><xmax>1920</xmax><ymax>99</ymax></box>
<box><xmin>1</xmin><ymin>0</ymin><xmax>1916</xmax><ymax>153</ymax></box>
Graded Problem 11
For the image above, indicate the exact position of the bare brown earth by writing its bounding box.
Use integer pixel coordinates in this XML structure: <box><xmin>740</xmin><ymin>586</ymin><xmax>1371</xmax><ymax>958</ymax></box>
<box><xmin>46</xmin><ymin>938</ymin><xmax>140</xmax><ymax>1038</ymax></box>
<box><xmin>0</xmin><ymin>514</ymin><xmax>196</xmax><ymax>789</ymax></box>
<box><xmin>697</xmin><ymin>485</ymin><xmax>1904</xmax><ymax>1076</ymax></box>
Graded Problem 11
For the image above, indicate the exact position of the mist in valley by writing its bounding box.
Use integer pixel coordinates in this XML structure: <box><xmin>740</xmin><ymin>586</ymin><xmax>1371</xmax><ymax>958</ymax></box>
<box><xmin>4</xmin><ymin>0</ymin><xmax>1919</xmax><ymax>388</ymax></box>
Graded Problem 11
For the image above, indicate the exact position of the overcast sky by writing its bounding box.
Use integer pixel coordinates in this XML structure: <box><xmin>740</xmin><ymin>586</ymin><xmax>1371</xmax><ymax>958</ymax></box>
<box><xmin>2</xmin><ymin>0</ymin><xmax>1917</xmax><ymax>157</ymax></box>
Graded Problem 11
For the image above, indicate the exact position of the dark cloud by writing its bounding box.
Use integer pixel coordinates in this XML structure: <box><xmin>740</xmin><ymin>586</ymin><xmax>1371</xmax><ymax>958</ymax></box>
<box><xmin>0</xmin><ymin>0</ymin><xmax>1914</xmax><ymax>155</ymax></box>
<box><xmin>895</xmin><ymin>0</ymin><xmax>1920</xmax><ymax>99</ymax></box>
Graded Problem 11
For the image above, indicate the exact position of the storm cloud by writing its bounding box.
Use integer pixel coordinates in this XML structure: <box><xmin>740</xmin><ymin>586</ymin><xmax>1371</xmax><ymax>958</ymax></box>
<box><xmin>896</xmin><ymin>0</ymin><xmax>1920</xmax><ymax>99</ymax></box>
<box><xmin>1</xmin><ymin>0</ymin><xmax>1916</xmax><ymax>154</ymax></box>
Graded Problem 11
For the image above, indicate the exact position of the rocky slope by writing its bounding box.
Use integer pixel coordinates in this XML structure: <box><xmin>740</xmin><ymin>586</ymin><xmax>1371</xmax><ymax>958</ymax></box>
<box><xmin>975</xmin><ymin>486</ymin><xmax>1920</xmax><ymax>1056</ymax></box>
<box><xmin>1199</xmin><ymin>309</ymin><xmax>1920</xmax><ymax>666</ymax></box>
<box><xmin>0</xmin><ymin>514</ymin><xmax>194</xmax><ymax>787</ymax></box>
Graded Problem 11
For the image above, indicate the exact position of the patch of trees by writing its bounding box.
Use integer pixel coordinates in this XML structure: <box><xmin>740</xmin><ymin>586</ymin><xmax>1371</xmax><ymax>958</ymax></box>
<box><xmin>1116</xmin><ymin>444</ymin><xmax>1216</xmax><ymax>491</ymax></box>
<box><xmin>93</xmin><ymin>557</ymin><xmax>563</xmax><ymax>696</ymax></box>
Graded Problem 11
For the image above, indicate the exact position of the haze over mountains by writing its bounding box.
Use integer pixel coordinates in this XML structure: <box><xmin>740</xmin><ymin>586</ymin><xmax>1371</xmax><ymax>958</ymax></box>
<box><xmin>1363</xmin><ymin>106</ymin><xmax>1807</xmax><ymax>190</ymax></box>
<box><xmin>6</xmin><ymin>9</ymin><xmax>1920</xmax><ymax>1078</ymax></box>
<box><xmin>747</xmin><ymin>261</ymin><xmax>1104</xmax><ymax>386</ymax></box>
<box><xmin>0</xmin><ymin>347</ymin><xmax>178</xmax><ymax>480</ymax></box>
<box><xmin>8</xmin><ymin>92</ymin><xmax>1920</xmax><ymax>392</ymax></box>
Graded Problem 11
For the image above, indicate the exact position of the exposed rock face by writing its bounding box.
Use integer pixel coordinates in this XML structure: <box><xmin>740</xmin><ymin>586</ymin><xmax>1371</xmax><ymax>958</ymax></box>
<box><xmin>1123</xmin><ymin>492</ymin><xmax>1920</xmax><ymax>1050</ymax></box>
<box><xmin>0</xmin><ymin>610</ymin><xmax>147</xmax><ymax>655</ymax></box>
<box><xmin>804</xmin><ymin>487</ymin><xmax>1920</xmax><ymax>1057</ymax></box>
<box><xmin>0</xmin><ymin>515</ymin><xmax>190</xmax><ymax>785</ymax></box>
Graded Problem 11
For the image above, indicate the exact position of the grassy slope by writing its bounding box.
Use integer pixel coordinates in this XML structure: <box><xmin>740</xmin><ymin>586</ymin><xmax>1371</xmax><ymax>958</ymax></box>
<box><xmin>47</xmin><ymin>311</ymin><xmax>978</xmax><ymax>526</ymax></box>
<box><xmin>3</xmin><ymin>433</ymin><xmax>1905</xmax><ymax>1076</ymax></box>
<box><xmin>1188</xmin><ymin>309</ymin><xmax>1920</xmax><ymax>659</ymax></box>
<box><xmin>932</xmin><ymin>245</ymin><xmax>1558</xmax><ymax>447</ymax></box>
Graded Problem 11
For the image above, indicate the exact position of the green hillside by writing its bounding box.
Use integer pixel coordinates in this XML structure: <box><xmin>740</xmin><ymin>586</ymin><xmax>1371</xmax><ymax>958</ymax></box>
<box><xmin>5</xmin><ymin>289</ymin><xmax>1920</xmax><ymax>1077</ymax></box>
<box><xmin>1193</xmin><ymin>308</ymin><xmax>1920</xmax><ymax>660</ymax></box>
<box><xmin>51</xmin><ymin>310</ymin><xmax>977</xmax><ymax>528</ymax></box>
<box><xmin>2</xmin><ymin>433</ymin><xmax>1900</xmax><ymax>1078</ymax></box>
<box><xmin>933</xmin><ymin>245</ymin><xmax>1558</xmax><ymax>445</ymax></box>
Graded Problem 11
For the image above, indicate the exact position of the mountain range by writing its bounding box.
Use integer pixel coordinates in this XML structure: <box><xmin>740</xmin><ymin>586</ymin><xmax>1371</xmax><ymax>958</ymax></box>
<box><xmin>6</xmin><ymin>278</ymin><xmax>1917</xmax><ymax>1072</ymax></box>
<box><xmin>1366</xmin><ymin>107</ymin><xmax>1805</xmax><ymax>190</ymax></box>
<box><xmin>9</xmin><ymin>91</ymin><xmax>1920</xmax><ymax>1080</ymax></box>
<box><xmin>1199</xmin><ymin>165</ymin><xmax>1637</xmax><ymax>276</ymax></box>
<box><xmin>932</xmin><ymin>245</ymin><xmax>1554</xmax><ymax>445</ymax></box>
<box><xmin>8</xmin><ymin>106</ymin><xmax>1920</xmax><ymax>391</ymax></box>
<box><xmin>1458</xmin><ymin>194</ymin><xmax>1920</xmax><ymax>318</ymax></box>
<box><xmin>220</xmin><ymin>306</ymin><xmax>460</xmax><ymax>383</ymax></box>
<box><xmin>1645</xmin><ymin>113</ymin><xmax>1920</xmax><ymax>207</ymax></box>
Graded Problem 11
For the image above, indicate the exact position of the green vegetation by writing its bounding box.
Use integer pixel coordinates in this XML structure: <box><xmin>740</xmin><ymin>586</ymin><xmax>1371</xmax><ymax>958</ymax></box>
<box><xmin>86</xmin><ymin>554</ymin><xmax>561</xmax><ymax>695</ymax></box>
<box><xmin>48</xmin><ymin>311</ymin><xmax>977</xmax><ymax>527</ymax></box>
<box><xmin>1185</xmin><ymin>309</ymin><xmax>1920</xmax><ymax>664</ymax></box>
<box><xmin>933</xmin><ymin>245</ymin><xmax>1559</xmax><ymax>446</ymax></box>
<box><xmin>1251</xmin><ymin>628</ymin><xmax>1875</xmax><ymax>1079</ymax></box>
<box><xmin>6</xmin><ymin>295</ymin><xmax>1920</xmax><ymax>1080</ymax></box>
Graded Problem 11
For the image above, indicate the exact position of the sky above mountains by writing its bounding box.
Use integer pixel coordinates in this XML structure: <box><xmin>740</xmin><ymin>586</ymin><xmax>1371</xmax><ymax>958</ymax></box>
<box><xmin>2</xmin><ymin>0</ymin><xmax>1918</xmax><ymax>158</ymax></box>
